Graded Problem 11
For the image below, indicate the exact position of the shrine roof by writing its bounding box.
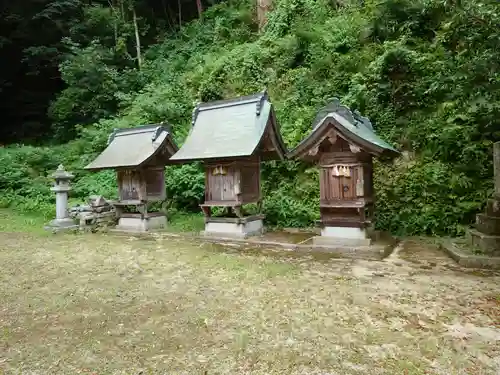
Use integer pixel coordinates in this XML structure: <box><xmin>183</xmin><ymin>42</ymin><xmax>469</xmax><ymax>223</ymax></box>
<box><xmin>170</xmin><ymin>91</ymin><xmax>287</xmax><ymax>162</ymax></box>
<box><xmin>288</xmin><ymin>99</ymin><xmax>398</xmax><ymax>159</ymax></box>
<box><xmin>84</xmin><ymin>124</ymin><xmax>178</xmax><ymax>170</ymax></box>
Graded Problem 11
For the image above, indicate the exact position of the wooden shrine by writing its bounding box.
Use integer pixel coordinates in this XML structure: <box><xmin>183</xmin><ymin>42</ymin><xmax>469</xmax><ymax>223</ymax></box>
<box><xmin>84</xmin><ymin>124</ymin><xmax>178</xmax><ymax>232</ymax></box>
<box><xmin>170</xmin><ymin>90</ymin><xmax>287</xmax><ymax>238</ymax></box>
<box><xmin>288</xmin><ymin>99</ymin><xmax>398</xmax><ymax>245</ymax></box>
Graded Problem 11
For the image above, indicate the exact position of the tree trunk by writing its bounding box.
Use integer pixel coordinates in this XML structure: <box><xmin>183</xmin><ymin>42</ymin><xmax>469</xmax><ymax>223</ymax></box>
<box><xmin>196</xmin><ymin>0</ymin><xmax>203</xmax><ymax>19</ymax></box>
<box><xmin>257</xmin><ymin>0</ymin><xmax>272</xmax><ymax>31</ymax></box>
<box><xmin>177</xmin><ymin>0</ymin><xmax>182</xmax><ymax>29</ymax></box>
<box><xmin>120</xmin><ymin>0</ymin><xmax>126</xmax><ymax>21</ymax></box>
<box><xmin>107</xmin><ymin>0</ymin><xmax>119</xmax><ymax>47</ymax></box>
<box><xmin>131</xmin><ymin>6</ymin><xmax>142</xmax><ymax>70</ymax></box>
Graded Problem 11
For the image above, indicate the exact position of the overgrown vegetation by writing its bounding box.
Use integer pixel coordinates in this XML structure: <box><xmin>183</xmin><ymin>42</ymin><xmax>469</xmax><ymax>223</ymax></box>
<box><xmin>1</xmin><ymin>0</ymin><xmax>499</xmax><ymax>235</ymax></box>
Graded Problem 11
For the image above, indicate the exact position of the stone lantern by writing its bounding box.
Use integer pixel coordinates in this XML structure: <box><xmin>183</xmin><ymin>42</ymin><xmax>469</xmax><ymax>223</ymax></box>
<box><xmin>45</xmin><ymin>164</ymin><xmax>78</xmax><ymax>231</ymax></box>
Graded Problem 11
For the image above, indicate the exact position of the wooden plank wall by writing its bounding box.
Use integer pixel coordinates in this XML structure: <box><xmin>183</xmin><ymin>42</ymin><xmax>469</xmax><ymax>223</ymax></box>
<box><xmin>240</xmin><ymin>163</ymin><xmax>261</xmax><ymax>204</ymax></box>
<box><xmin>320</xmin><ymin>207</ymin><xmax>363</xmax><ymax>225</ymax></box>
<box><xmin>144</xmin><ymin>168</ymin><xmax>166</xmax><ymax>201</ymax></box>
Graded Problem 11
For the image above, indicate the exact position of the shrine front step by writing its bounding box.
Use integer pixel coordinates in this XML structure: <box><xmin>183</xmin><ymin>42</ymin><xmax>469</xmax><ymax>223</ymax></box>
<box><xmin>475</xmin><ymin>214</ymin><xmax>500</xmax><ymax>235</ymax></box>
<box><xmin>467</xmin><ymin>228</ymin><xmax>500</xmax><ymax>256</ymax></box>
<box><xmin>201</xmin><ymin>215</ymin><xmax>265</xmax><ymax>239</ymax></box>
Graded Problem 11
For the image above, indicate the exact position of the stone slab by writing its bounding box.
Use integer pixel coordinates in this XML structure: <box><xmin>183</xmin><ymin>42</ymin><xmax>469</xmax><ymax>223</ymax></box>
<box><xmin>494</xmin><ymin>141</ymin><xmax>500</xmax><ymax>198</ymax></box>
<box><xmin>44</xmin><ymin>218</ymin><xmax>79</xmax><ymax>232</ymax></box>
<box><xmin>106</xmin><ymin>227</ymin><xmax>396</xmax><ymax>261</ymax></box>
<box><xmin>114</xmin><ymin>214</ymin><xmax>167</xmax><ymax>233</ymax></box>
<box><xmin>475</xmin><ymin>213</ymin><xmax>500</xmax><ymax>235</ymax></box>
<box><xmin>485</xmin><ymin>198</ymin><xmax>500</xmax><ymax>218</ymax></box>
<box><xmin>440</xmin><ymin>239</ymin><xmax>500</xmax><ymax>269</ymax></box>
<box><xmin>197</xmin><ymin>235</ymin><xmax>394</xmax><ymax>260</ymax></box>
<box><xmin>302</xmin><ymin>242</ymin><xmax>392</xmax><ymax>260</ymax></box>
<box><xmin>467</xmin><ymin>228</ymin><xmax>500</xmax><ymax>256</ymax></box>
<box><xmin>201</xmin><ymin>218</ymin><xmax>264</xmax><ymax>239</ymax></box>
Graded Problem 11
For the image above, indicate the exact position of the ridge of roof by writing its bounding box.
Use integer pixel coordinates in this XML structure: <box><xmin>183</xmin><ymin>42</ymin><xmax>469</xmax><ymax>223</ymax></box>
<box><xmin>85</xmin><ymin>122</ymin><xmax>178</xmax><ymax>170</ymax></box>
<box><xmin>107</xmin><ymin>122</ymin><xmax>172</xmax><ymax>144</ymax></box>
<box><xmin>191</xmin><ymin>90</ymin><xmax>269</xmax><ymax>126</ymax></box>
<box><xmin>170</xmin><ymin>91</ymin><xmax>287</xmax><ymax>161</ymax></box>
<box><xmin>288</xmin><ymin>99</ymin><xmax>398</xmax><ymax>159</ymax></box>
<box><xmin>312</xmin><ymin>98</ymin><xmax>374</xmax><ymax>131</ymax></box>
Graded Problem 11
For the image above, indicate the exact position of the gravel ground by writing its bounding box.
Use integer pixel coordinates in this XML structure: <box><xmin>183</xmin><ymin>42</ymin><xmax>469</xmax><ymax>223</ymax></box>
<box><xmin>0</xmin><ymin>231</ymin><xmax>499</xmax><ymax>375</ymax></box>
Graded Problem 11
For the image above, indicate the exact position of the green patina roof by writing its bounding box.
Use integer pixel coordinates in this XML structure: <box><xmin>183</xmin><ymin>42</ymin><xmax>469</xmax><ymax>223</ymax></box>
<box><xmin>288</xmin><ymin>99</ymin><xmax>398</xmax><ymax>159</ymax></box>
<box><xmin>170</xmin><ymin>91</ymin><xmax>287</xmax><ymax>161</ymax></box>
<box><xmin>84</xmin><ymin>124</ymin><xmax>178</xmax><ymax>170</ymax></box>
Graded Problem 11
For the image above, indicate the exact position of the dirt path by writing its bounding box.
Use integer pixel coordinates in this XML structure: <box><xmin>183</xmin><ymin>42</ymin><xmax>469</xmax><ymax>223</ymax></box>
<box><xmin>0</xmin><ymin>233</ymin><xmax>499</xmax><ymax>374</ymax></box>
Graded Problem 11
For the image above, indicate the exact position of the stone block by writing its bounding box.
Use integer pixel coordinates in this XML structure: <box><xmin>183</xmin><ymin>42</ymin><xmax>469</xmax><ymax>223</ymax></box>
<box><xmin>201</xmin><ymin>217</ymin><xmax>264</xmax><ymax>239</ymax></box>
<box><xmin>88</xmin><ymin>195</ymin><xmax>108</xmax><ymax>207</ymax></box>
<box><xmin>312</xmin><ymin>235</ymin><xmax>372</xmax><ymax>247</ymax></box>
<box><xmin>312</xmin><ymin>226</ymin><xmax>372</xmax><ymax>246</ymax></box>
<box><xmin>485</xmin><ymin>199</ymin><xmax>500</xmax><ymax>217</ymax></box>
<box><xmin>44</xmin><ymin>218</ymin><xmax>79</xmax><ymax>232</ymax></box>
<box><xmin>114</xmin><ymin>213</ymin><xmax>167</xmax><ymax>232</ymax></box>
<box><xmin>467</xmin><ymin>228</ymin><xmax>500</xmax><ymax>256</ymax></box>
<box><xmin>475</xmin><ymin>213</ymin><xmax>500</xmax><ymax>235</ymax></box>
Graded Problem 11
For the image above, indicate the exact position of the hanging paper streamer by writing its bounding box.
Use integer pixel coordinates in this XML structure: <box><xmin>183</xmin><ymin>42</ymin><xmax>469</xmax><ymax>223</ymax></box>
<box><xmin>333</xmin><ymin>165</ymin><xmax>340</xmax><ymax>176</ymax></box>
<box><xmin>212</xmin><ymin>166</ymin><xmax>228</xmax><ymax>175</ymax></box>
<box><xmin>331</xmin><ymin>165</ymin><xmax>351</xmax><ymax>177</ymax></box>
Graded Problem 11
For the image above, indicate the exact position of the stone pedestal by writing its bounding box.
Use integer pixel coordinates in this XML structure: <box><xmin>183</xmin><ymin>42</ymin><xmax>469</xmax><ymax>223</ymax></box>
<box><xmin>45</xmin><ymin>165</ymin><xmax>78</xmax><ymax>232</ymax></box>
<box><xmin>494</xmin><ymin>142</ymin><xmax>500</xmax><ymax>199</ymax></box>
<box><xmin>113</xmin><ymin>212</ymin><xmax>167</xmax><ymax>233</ymax></box>
<box><xmin>469</xmin><ymin>197</ymin><xmax>500</xmax><ymax>256</ymax></box>
<box><xmin>312</xmin><ymin>226</ymin><xmax>372</xmax><ymax>247</ymax></box>
<box><xmin>467</xmin><ymin>142</ymin><xmax>500</xmax><ymax>256</ymax></box>
<box><xmin>201</xmin><ymin>215</ymin><xmax>265</xmax><ymax>239</ymax></box>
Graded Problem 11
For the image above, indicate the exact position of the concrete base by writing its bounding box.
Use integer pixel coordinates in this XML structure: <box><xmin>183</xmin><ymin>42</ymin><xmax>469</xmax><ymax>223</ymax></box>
<box><xmin>201</xmin><ymin>215</ymin><xmax>264</xmax><ymax>239</ymax></box>
<box><xmin>44</xmin><ymin>218</ymin><xmax>79</xmax><ymax>232</ymax></box>
<box><xmin>312</xmin><ymin>226</ymin><xmax>372</xmax><ymax>247</ymax></box>
<box><xmin>114</xmin><ymin>213</ymin><xmax>167</xmax><ymax>233</ymax></box>
<box><xmin>440</xmin><ymin>239</ymin><xmax>500</xmax><ymax>269</ymax></box>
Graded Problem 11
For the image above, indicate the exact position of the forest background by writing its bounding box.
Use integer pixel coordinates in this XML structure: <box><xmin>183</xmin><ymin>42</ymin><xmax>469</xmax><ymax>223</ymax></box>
<box><xmin>0</xmin><ymin>0</ymin><xmax>499</xmax><ymax>236</ymax></box>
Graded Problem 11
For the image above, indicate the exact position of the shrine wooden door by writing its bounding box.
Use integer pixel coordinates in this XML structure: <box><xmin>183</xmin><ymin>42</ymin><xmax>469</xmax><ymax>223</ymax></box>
<box><xmin>117</xmin><ymin>170</ymin><xmax>140</xmax><ymax>201</ymax></box>
<box><xmin>206</xmin><ymin>165</ymin><xmax>236</xmax><ymax>202</ymax></box>
<box><xmin>320</xmin><ymin>166</ymin><xmax>358</xmax><ymax>202</ymax></box>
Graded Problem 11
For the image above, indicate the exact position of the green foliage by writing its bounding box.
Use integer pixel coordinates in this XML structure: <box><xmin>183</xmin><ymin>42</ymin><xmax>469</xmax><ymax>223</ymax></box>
<box><xmin>0</xmin><ymin>209</ymin><xmax>49</xmax><ymax>235</ymax></box>
<box><xmin>1</xmin><ymin>0</ymin><xmax>499</xmax><ymax>236</ymax></box>
<box><xmin>167</xmin><ymin>209</ymin><xmax>205</xmax><ymax>233</ymax></box>
<box><xmin>166</xmin><ymin>163</ymin><xmax>205</xmax><ymax>211</ymax></box>
<box><xmin>374</xmin><ymin>157</ymin><xmax>485</xmax><ymax>236</ymax></box>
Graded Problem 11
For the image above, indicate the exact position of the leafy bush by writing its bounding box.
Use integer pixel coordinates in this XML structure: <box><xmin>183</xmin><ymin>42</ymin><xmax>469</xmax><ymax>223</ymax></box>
<box><xmin>2</xmin><ymin>0</ymin><xmax>499</xmax><ymax>236</ymax></box>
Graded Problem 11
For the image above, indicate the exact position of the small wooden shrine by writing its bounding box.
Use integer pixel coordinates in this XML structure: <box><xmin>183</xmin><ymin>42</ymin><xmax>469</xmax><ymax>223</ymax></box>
<box><xmin>170</xmin><ymin>90</ymin><xmax>287</xmax><ymax>238</ymax></box>
<box><xmin>84</xmin><ymin>124</ymin><xmax>178</xmax><ymax>232</ymax></box>
<box><xmin>288</xmin><ymin>99</ymin><xmax>398</xmax><ymax>245</ymax></box>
